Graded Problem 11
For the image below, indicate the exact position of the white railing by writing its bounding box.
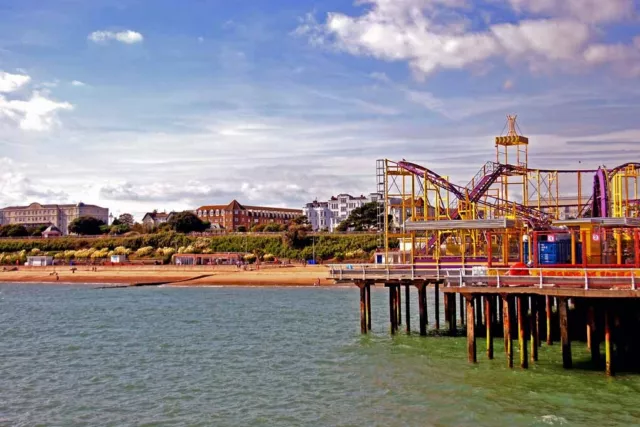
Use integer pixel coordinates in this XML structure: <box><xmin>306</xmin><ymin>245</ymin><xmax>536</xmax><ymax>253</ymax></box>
<box><xmin>328</xmin><ymin>264</ymin><xmax>640</xmax><ymax>291</ymax></box>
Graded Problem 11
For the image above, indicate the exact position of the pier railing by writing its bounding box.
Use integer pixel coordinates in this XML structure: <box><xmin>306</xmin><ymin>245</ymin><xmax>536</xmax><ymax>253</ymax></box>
<box><xmin>328</xmin><ymin>264</ymin><xmax>639</xmax><ymax>291</ymax></box>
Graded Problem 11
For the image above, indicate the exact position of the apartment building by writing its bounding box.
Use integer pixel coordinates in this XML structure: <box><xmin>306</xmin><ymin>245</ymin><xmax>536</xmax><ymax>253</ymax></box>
<box><xmin>0</xmin><ymin>202</ymin><xmax>109</xmax><ymax>235</ymax></box>
<box><xmin>195</xmin><ymin>200</ymin><xmax>302</xmax><ymax>231</ymax></box>
<box><xmin>304</xmin><ymin>193</ymin><xmax>382</xmax><ymax>231</ymax></box>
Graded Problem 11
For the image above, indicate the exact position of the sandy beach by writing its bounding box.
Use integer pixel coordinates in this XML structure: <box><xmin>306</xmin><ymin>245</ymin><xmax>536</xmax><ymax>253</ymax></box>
<box><xmin>0</xmin><ymin>264</ymin><xmax>335</xmax><ymax>287</ymax></box>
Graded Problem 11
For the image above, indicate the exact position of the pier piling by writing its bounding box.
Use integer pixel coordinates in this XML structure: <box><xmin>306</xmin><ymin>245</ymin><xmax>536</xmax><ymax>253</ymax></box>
<box><xmin>449</xmin><ymin>293</ymin><xmax>457</xmax><ymax>335</ymax></box>
<box><xmin>559</xmin><ymin>297</ymin><xmax>572</xmax><ymax>369</ymax></box>
<box><xmin>417</xmin><ymin>282</ymin><xmax>427</xmax><ymax>336</ymax></box>
<box><xmin>546</xmin><ymin>296</ymin><xmax>553</xmax><ymax>345</ymax></box>
<box><xmin>459</xmin><ymin>293</ymin><xmax>465</xmax><ymax>326</ymax></box>
<box><xmin>359</xmin><ymin>284</ymin><xmax>367</xmax><ymax>334</ymax></box>
<box><xmin>485</xmin><ymin>296</ymin><xmax>494</xmax><ymax>359</ymax></box>
<box><xmin>388</xmin><ymin>284</ymin><xmax>398</xmax><ymax>335</ymax></box>
<box><xmin>518</xmin><ymin>296</ymin><xmax>528</xmax><ymax>369</ymax></box>
<box><xmin>605</xmin><ymin>308</ymin><xmax>614</xmax><ymax>376</ymax></box>
<box><xmin>396</xmin><ymin>285</ymin><xmax>402</xmax><ymax>327</ymax></box>
<box><xmin>366</xmin><ymin>282</ymin><xmax>372</xmax><ymax>332</ymax></box>
<box><xmin>502</xmin><ymin>295</ymin><xmax>513</xmax><ymax>368</ymax></box>
<box><xmin>530</xmin><ymin>297</ymin><xmax>539</xmax><ymax>362</ymax></box>
<box><xmin>405</xmin><ymin>283</ymin><xmax>411</xmax><ymax>334</ymax></box>
<box><xmin>466</xmin><ymin>295</ymin><xmax>476</xmax><ymax>363</ymax></box>
<box><xmin>435</xmin><ymin>282</ymin><xmax>440</xmax><ymax>330</ymax></box>
<box><xmin>587</xmin><ymin>304</ymin><xmax>600</xmax><ymax>364</ymax></box>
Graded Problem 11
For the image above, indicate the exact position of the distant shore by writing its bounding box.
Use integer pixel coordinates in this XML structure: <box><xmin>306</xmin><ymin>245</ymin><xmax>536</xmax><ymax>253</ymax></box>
<box><xmin>0</xmin><ymin>264</ymin><xmax>335</xmax><ymax>287</ymax></box>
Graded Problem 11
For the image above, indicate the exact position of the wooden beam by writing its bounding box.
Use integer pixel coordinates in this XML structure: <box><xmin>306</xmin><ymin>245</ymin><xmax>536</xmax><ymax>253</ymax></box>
<box><xmin>530</xmin><ymin>297</ymin><xmax>539</xmax><ymax>362</ymax></box>
<box><xmin>605</xmin><ymin>307</ymin><xmax>614</xmax><ymax>376</ymax></box>
<box><xmin>360</xmin><ymin>284</ymin><xmax>367</xmax><ymax>334</ymax></box>
<box><xmin>502</xmin><ymin>295</ymin><xmax>513</xmax><ymax>368</ymax></box>
<box><xmin>405</xmin><ymin>283</ymin><xmax>411</xmax><ymax>334</ymax></box>
<box><xmin>485</xmin><ymin>296</ymin><xmax>494</xmax><ymax>359</ymax></box>
<box><xmin>546</xmin><ymin>296</ymin><xmax>553</xmax><ymax>345</ymax></box>
<box><xmin>518</xmin><ymin>296</ymin><xmax>528</xmax><ymax>369</ymax></box>
<box><xmin>559</xmin><ymin>297</ymin><xmax>572</xmax><ymax>369</ymax></box>
<box><xmin>435</xmin><ymin>282</ymin><xmax>440</xmax><ymax>330</ymax></box>
<box><xmin>466</xmin><ymin>295</ymin><xmax>476</xmax><ymax>363</ymax></box>
<box><xmin>417</xmin><ymin>282</ymin><xmax>427</xmax><ymax>336</ymax></box>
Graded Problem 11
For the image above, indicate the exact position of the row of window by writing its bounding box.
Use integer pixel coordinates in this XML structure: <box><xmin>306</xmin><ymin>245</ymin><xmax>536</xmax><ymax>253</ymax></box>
<box><xmin>197</xmin><ymin>209</ymin><xmax>297</xmax><ymax>220</ymax></box>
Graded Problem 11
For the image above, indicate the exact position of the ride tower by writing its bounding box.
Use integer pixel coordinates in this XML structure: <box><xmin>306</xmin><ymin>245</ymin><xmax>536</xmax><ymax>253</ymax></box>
<box><xmin>495</xmin><ymin>115</ymin><xmax>529</xmax><ymax>217</ymax></box>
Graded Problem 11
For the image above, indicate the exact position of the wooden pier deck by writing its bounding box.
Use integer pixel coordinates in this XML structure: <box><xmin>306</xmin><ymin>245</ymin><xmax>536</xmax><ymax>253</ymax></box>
<box><xmin>330</xmin><ymin>264</ymin><xmax>640</xmax><ymax>376</ymax></box>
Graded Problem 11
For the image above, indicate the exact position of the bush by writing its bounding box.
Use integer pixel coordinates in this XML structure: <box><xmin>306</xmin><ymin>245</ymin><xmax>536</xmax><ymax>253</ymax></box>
<box><xmin>243</xmin><ymin>253</ymin><xmax>257</xmax><ymax>264</ymax></box>
<box><xmin>135</xmin><ymin>246</ymin><xmax>155</xmax><ymax>258</ymax></box>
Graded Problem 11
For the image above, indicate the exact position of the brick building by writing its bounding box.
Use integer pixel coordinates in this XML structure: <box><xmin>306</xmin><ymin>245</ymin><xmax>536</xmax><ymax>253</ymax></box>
<box><xmin>196</xmin><ymin>200</ymin><xmax>302</xmax><ymax>231</ymax></box>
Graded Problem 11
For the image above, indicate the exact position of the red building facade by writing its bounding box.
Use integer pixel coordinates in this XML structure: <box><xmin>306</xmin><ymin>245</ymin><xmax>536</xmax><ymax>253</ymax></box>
<box><xmin>196</xmin><ymin>200</ymin><xmax>302</xmax><ymax>231</ymax></box>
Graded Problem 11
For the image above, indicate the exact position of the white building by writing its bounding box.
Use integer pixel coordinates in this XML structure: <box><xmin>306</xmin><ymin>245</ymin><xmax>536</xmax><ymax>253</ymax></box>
<box><xmin>304</xmin><ymin>193</ymin><xmax>382</xmax><ymax>231</ymax></box>
<box><xmin>0</xmin><ymin>202</ymin><xmax>109</xmax><ymax>235</ymax></box>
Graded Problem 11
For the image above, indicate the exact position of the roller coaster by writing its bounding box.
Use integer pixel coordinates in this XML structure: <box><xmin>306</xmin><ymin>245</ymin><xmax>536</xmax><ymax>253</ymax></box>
<box><xmin>377</xmin><ymin>116</ymin><xmax>640</xmax><ymax>269</ymax></box>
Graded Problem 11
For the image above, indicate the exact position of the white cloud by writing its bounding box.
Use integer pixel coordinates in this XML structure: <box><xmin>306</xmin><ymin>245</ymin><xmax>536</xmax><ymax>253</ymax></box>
<box><xmin>88</xmin><ymin>30</ymin><xmax>144</xmax><ymax>44</ymax></box>
<box><xmin>0</xmin><ymin>157</ymin><xmax>69</xmax><ymax>206</ymax></box>
<box><xmin>299</xmin><ymin>0</ymin><xmax>639</xmax><ymax>77</ymax></box>
<box><xmin>0</xmin><ymin>91</ymin><xmax>73</xmax><ymax>131</ymax></box>
<box><xmin>71</xmin><ymin>80</ymin><xmax>86</xmax><ymax>87</ymax></box>
<box><xmin>0</xmin><ymin>71</ymin><xmax>30</xmax><ymax>93</ymax></box>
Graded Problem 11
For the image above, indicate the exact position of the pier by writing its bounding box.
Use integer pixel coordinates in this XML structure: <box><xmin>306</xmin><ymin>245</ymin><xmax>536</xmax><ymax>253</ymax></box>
<box><xmin>340</xmin><ymin>115</ymin><xmax>640</xmax><ymax>376</ymax></box>
<box><xmin>332</xmin><ymin>264</ymin><xmax>640</xmax><ymax>376</ymax></box>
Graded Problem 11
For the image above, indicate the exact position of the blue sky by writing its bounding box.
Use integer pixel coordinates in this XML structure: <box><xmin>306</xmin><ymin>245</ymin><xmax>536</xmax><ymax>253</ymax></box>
<box><xmin>0</xmin><ymin>0</ymin><xmax>639</xmax><ymax>219</ymax></box>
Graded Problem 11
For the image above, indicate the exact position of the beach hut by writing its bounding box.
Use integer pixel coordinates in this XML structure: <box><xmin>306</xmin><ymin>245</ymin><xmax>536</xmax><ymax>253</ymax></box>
<box><xmin>42</xmin><ymin>225</ymin><xmax>62</xmax><ymax>238</ymax></box>
<box><xmin>26</xmin><ymin>256</ymin><xmax>54</xmax><ymax>266</ymax></box>
<box><xmin>110</xmin><ymin>255</ymin><xmax>127</xmax><ymax>264</ymax></box>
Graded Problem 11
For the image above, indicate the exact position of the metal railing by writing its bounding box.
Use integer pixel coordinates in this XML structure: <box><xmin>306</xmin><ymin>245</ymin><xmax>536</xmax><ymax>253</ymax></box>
<box><xmin>328</xmin><ymin>264</ymin><xmax>640</xmax><ymax>291</ymax></box>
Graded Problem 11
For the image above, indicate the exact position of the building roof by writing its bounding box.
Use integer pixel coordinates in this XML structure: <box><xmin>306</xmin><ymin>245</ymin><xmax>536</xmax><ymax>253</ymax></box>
<box><xmin>1</xmin><ymin>202</ymin><xmax>105</xmax><ymax>211</ymax></box>
<box><xmin>329</xmin><ymin>194</ymin><xmax>368</xmax><ymax>201</ymax></box>
<box><xmin>197</xmin><ymin>199</ymin><xmax>302</xmax><ymax>214</ymax></box>
<box><xmin>43</xmin><ymin>225</ymin><xmax>62</xmax><ymax>234</ymax></box>
<box><xmin>143</xmin><ymin>211</ymin><xmax>171</xmax><ymax>221</ymax></box>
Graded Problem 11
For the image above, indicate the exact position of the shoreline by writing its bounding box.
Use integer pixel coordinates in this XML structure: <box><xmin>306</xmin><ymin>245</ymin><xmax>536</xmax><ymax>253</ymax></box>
<box><xmin>0</xmin><ymin>265</ymin><xmax>335</xmax><ymax>287</ymax></box>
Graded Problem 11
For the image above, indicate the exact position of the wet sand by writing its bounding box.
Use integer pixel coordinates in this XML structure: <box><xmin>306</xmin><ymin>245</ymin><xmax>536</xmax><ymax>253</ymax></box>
<box><xmin>0</xmin><ymin>265</ymin><xmax>334</xmax><ymax>287</ymax></box>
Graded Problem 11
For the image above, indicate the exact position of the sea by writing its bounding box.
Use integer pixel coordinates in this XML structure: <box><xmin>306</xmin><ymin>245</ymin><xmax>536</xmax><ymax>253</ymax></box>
<box><xmin>1</xmin><ymin>284</ymin><xmax>639</xmax><ymax>427</ymax></box>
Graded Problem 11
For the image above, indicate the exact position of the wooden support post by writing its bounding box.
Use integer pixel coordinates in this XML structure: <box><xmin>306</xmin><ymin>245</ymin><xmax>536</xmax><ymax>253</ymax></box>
<box><xmin>517</xmin><ymin>296</ymin><xmax>528</xmax><ymax>369</ymax></box>
<box><xmin>449</xmin><ymin>293</ymin><xmax>457</xmax><ymax>336</ymax></box>
<box><xmin>559</xmin><ymin>297</ymin><xmax>572</xmax><ymax>369</ymax></box>
<box><xmin>605</xmin><ymin>308</ymin><xmax>614</xmax><ymax>376</ymax></box>
<box><xmin>530</xmin><ymin>297</ymin><xmax>539</xmax><ymax>362</ymax></box>
<box><xmin>485</xmin><ymin>295</ymin><xmax>494</xmax><ymax>359</ymax></box>
<box><xmin>497</xmin><ymin>295</ymin><xmax>503</xmax><ymax>335</ymax></box>
<box><xmin>389</xmin><ymin>285</ymin><xmax>397</xmax><ymax>335</ymax></box>
<box><xmin>536</xmin><ymin>296</ymin><xmax>542</xmax><ymax>348</ymax></box>
<box><xmin>587</xmin><ymin>304</ymin><xmax>599</xmax><ymax>364</ymax></box>
<box><xmin>459</xmin><ymin>293</ymin><xmax>465</xmax><ymax>326</ymax></box>
<box><xmin>359</xmin><ymin>284</ymin><xmax>367</xmax><ymax>334</ymax></box>
<box><xmin>444</xmin><ymin>289</ymin><xmax>450</xmax><ymax>331</ymax></box>
<box><xmin>396</xmin><ymin>285</ymin><xmax>402</xmax><ymax>326</ymax></box>
<box><xmin>366</xmin><ymin>282</ymin><xmax>372</xmax><ymax>332</ymax></box>
<box><xmin>546</xmin><ymin>296</ymin><xmax>553</xmax><ymax>345</ymax></box>
<box><xmin>405</xmin><ymin>283</ymin><xmax>411</xmax><ymax>334</ymax></box>
<box><xmin>434</xmin><ymin>282</ymin><xmax>440</xmax><ymax>330</ymax></box>
<box><xmin>502</xmin><ymin>295</ymin><xmax>513</xmax><ymax>368</ymax></box>
<box><xmin>466</xmin><ymin>295</ymin><xmax>476</xmax><ymax>363</ymax></box>
<box><xmin>417</xmin><ymin>283</ymin><xmax>427</xmax><ymax>336</ymax></box>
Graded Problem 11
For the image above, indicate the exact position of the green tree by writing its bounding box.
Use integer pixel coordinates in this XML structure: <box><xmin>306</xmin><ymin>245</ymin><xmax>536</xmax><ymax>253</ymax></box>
<box><xmin>283</xmin><ymin>224</ymin><xmax>311</xmax><ymax>249</ymax></box>
<box><xmin>292</xmin><ymin>215</ymin><xmax>310</xmax><ymax>226</ymax></box>
<box><xmin>68</xmin><ymin>216</ymin><xmax>106</xmax><ymax>235</ymax></box>
<box><xmin>336</xmin><ymin>202</ymin><xmax>385</xmax><ymax>232</ymax></box>
<box><xmin>0</xmin><ymin>224</ymin><xmax>29</xmax><ymax>237</ymax></box>
<box><xmin>118</xmin><ymin>213</ymin><xmax>135</xmax><ymax>227</ymax></box>
<box><xmin>237</xmin><ymin>226</ymin><xmax>247</xmax><ymax>232</ymax></box>
<box><xmin>167</xmin><ymin>211</ymin><xmax>208</xmax><ymax>233</ymax></box>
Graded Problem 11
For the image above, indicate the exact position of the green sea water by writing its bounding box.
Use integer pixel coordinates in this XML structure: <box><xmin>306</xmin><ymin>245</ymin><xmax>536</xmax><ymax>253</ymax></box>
<box><xmin>1</xmin><ymin>284</ymin><xmax>639</xmax><ymax>426</ymax></box>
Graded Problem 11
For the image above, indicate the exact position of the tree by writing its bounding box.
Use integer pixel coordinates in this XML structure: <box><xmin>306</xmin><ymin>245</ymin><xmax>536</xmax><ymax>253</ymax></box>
<box><xmin>264</xmin><ymin>223</ymin><xmax>285</xmax><ymax>232</ymax></box>
<box><xmin>292</xmin><ymin>215</ymin><xmax>310</xmax><ymax>226</ymax></box>
<box><xmin>167</xmin><ymin>211</ymin><xmax>208</xmax><ymax>233</ymax></box>
<box><xmin>118</xmin><ymin>213</ymin><xmax>135</xmax><ymax>227</ymax></box>
<box><xmin>68</xmin><ymin>216</ymin><xmax>106</xmax><ymax>235</ymax></box>
<box><xmin>0</xmin><ymin>224</ymin><xmax>28</xmax><ymax>237</ymax></box>
<box><xmin>336</xmin><ymin>202</ymin><xmax>384</xmax><ymax>232</ymax></box>
<box><xmin>283</xmin><ymin>224</ymin><xmax>311</xmax><ymax>248</ymax></box>
<box><xmin>237</xmin><ymin>225</ymin><xmax>247</xmax><ymax>232</ymax></box>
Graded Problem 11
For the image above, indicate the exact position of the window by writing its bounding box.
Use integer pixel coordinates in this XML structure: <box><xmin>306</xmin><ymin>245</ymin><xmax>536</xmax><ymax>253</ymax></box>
<box><xmin>234</xmin><ymin>210</ymin><xmax>238</xmax><ymax>214</ymax></box>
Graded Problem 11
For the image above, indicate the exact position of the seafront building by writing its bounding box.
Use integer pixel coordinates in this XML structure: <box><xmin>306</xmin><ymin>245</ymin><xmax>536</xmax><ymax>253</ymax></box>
<box><xmin>141</xmin><ymin>211</ymin><xmax>174</xmax><ymax>229</ymax></box>
<box><xmin>0</xmin><ymin>202</ymin><xmax>109</xmax><ymax>235</ymax></box>
<box><xmin>304</xmin><ymin>193</ymin><xmax>384</xmax><ymax>231</ymax></box>
<box><xmin>195</xmin><ymin>200</ymin><xmax>302</xmax><ymax>231</ymax></box>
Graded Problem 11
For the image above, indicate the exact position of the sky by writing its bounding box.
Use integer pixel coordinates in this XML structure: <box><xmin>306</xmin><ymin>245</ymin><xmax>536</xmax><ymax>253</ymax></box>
<box><xmin>1</xmin><ymin>0</ymin><xmax>640</xmax><ymax>220</ymax></box>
